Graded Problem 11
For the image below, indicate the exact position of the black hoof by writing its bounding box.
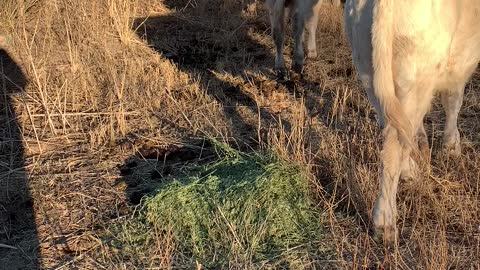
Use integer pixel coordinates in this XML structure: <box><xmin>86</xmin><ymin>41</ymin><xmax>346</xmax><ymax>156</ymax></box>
<box><xmin>276</xmin><ymin>69</ymin><xmax>289</xmax><ymax>81</ymax></box>
<box><xmin>292</xmin><ymin>62</ymin><xmax>304</xmax><ymax>75</ymax></box>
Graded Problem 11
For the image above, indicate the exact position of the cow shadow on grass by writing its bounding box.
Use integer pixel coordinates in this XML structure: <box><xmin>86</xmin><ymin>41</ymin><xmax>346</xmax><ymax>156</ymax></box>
<box><xmin>0</xmin><ymin>49</ymin><xmax>40</xmax><ymax>268</ymax></box>
<box><xmin>132</xmin><ymin>0</ymin><xmax>303</xmax><ymax>148</ymax></box>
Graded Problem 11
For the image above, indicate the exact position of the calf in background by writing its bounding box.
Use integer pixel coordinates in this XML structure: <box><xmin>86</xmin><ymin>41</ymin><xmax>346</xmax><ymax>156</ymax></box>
<box><xmin>266</xmin><ymin>0</ymin><xmax>325</xmax><ymax>79</ymax></box>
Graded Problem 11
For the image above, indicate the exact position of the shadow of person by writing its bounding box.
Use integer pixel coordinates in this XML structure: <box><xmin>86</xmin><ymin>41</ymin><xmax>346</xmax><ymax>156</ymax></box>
<box><xmin>133</xmin><ymin>0</ymin><xmax>295</xmax><ymax>148</ymax></box>
<box><xmin>0</xmin><ymin>48</ymin><xmax>40</xmax><ymax>269</ymax></box>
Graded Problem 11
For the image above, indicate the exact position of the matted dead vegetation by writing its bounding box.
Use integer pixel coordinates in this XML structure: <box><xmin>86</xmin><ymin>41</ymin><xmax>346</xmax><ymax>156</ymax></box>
<box><xmin>0</xmin><ymin>0</ymin><xmax>479</xmax><ymax>269</ymax></box>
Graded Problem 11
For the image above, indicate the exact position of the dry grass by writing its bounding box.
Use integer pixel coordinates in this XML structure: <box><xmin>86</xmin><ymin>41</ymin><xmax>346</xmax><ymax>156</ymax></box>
<box><xmin>0</xmin><ymin>0</ymin><xmax>479</xmax><ymax>269</ymax></box>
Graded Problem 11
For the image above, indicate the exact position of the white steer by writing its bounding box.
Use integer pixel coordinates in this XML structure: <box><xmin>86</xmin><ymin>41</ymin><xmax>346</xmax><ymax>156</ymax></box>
<box><xmin>344</xmin><ymin>0</ymin><xmax>480</xmax><ymax>242</ymax></box>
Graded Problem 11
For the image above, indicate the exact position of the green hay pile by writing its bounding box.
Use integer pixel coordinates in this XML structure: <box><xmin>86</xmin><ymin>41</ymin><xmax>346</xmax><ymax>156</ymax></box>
<box><xmin>143</xmin><ymin>147</ymin><xmax>324</xmax><ymax>267</ymax></box>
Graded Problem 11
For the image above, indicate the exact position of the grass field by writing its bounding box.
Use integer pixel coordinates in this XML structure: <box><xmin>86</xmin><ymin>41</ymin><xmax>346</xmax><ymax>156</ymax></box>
<box><xmin>0</xmin><ymin>0</ymin><xmax>479</xmax><ymax>269</ymax></box>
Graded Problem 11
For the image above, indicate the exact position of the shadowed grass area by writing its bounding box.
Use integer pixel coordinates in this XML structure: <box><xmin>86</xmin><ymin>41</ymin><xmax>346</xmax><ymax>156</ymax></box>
<box><xmin>111</xmin><ymin>143</ymin><xmax>329</xmax><ymax>268</ymax></box>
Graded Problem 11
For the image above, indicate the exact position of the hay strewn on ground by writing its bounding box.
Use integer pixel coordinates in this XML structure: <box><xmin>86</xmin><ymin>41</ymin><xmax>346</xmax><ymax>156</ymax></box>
<box><xmin>112</xmin><ymin>144</ymin><xmax>329</xmax><ymax>268</ymax></box>
<box><xmin>0</xmin><ymin>0</ymin><xmax>479</xmax><ymax>269</ymax></box>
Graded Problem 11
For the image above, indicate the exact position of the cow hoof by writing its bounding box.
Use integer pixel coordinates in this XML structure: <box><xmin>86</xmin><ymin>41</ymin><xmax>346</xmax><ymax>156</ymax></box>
<box><xmin>443</xmin><ymin>145</ymin><xmax>461</xmax><ymax>158</ymax></box>
<box><xmin>307</xmin><ymin>50</ymin><xmax>317</xmax><ymax>59</ymax></box>
<box><xmin>275</xmin><ymin>68</ymin><xmax>289</xmax><ymax>81</ymax></box>
<box><xmin>443</xmin><ymin>141</ymin><xmax>461</xmax><ymax>157</ymax></box>
<box><xmin>290</xmin><ymin>71</ymin><xmax>304</xmax><ymax>82</ymax></box>
<box><xmin>292</xmin><ymin>62</ymin><xmax>304</xmax><ymax>75</ymax></box>
<box><xmin>443</xmin><ymin>139</ymin><xmax>461</xmax><ymax>158</ymax></box>
<box><xmin>442</xmin><ymin>130</ymin><xmax>461</xmax><ymax>157</ymax></box>
<box><xmin>374</xmin><ymin>225</ymin><xmax>396</xmax><ymax>246</ymax></box>
<box><xmin>373</xmin><ymin>200</ymin><xmax>397</xmax><ymax>246</ymax></box>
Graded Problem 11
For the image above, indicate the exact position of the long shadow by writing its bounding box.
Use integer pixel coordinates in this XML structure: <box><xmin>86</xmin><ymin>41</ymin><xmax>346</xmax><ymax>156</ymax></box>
<box><xmin>133</xmin><ymin>0</ymin><xmax>295</xmax><ymax>148</ymax></box>
<box><xmin>0</xmin><ymin>49</ymin><xmax>39</xmax><ymax>268</ymax></box>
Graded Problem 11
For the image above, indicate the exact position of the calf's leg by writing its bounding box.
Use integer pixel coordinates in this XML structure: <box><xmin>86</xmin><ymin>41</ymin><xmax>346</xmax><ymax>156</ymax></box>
<box><xmin>267</xmin><ymin>0</ymin><xmax>287</xmax><ymax>78</ymax></box>
<box><xmin>292</xmin><ymin>2</ymin><xmax>306</xmax><ymax>73</ymax></box>
<box><xmin>441</xmin><ymin>84</ymin><xmax>464</xmax><ymax>157</ymax></box>
<box><xmin>306</xmin><ymin>1</ymin><xmax>321</xmax><ymax>59</ymax></box>
<box><xmin>373</xmin><ymin>124</ymin><xmax>406</xmax><ymax>244</ymax></box>
<box><xmin>416</xmin><ymin>123</ymin><xmax>429</xmax><ymax>154</ymax></box>
<box><xmin>374</xmin><ymin>81</ymin><xmax>435</xmax><ymax>243</ymax></box>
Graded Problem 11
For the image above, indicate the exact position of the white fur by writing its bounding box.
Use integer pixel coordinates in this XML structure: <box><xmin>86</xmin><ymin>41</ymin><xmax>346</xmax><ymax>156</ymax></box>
<box><xmin>344</xmin><ymin>0</ymin><xmax>480</xmax><ymax>242</ymax></box>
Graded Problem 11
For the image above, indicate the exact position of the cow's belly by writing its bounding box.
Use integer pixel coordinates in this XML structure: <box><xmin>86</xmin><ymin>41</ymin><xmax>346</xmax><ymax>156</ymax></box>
<box><xmin>393</xmin><ymin>38</ymin><xmax>479</xmax><ymax>93</ymax></box>
<box><xmin>391</xmin><ymin>31</ymin><xmax>452</xmax><ymax>96</ymax></box>
<box><xmin>435</xmin><ymin>58</ymin><xmax>480</xmax><ymax>92</ymax></box>
<box><xmin>435</xmin><ymin>31</ymin><xmax>480</xmax><ymax>91</ymax></box>
<box><xmin>393</xmin><ymin>0</ymin><xmax>480</xmax><ymax>92</ymax></box>
<box><xmin>391</xmin><ymin>3</ymin><xmax>454</xmax><ymax>91</ymax></box>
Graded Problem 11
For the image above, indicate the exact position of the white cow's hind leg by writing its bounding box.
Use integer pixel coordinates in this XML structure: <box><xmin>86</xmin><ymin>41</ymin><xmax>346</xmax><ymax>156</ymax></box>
<box><xmin>373</xmin><ymin>125</ymin><xmax>404</xmax><ymax>243</ymax></box>
<box><xmin>441</xmin><ymin>85</ymin><xmax>464</xmax><ymax>157</ymax></box>
<box><xmin>400</xmin><ymin>122</ymin><xmax>428</xmax><ymax>180</ymax></box>
<box><xmin>374</xmin><ymin>80</ymin><xmax>434</xmax><ymax>243</ymax></box>
<box><xmin>400</xmin><ymin>155</ymin><xmax>417</xmax><ymax>180</ymax></box>
<box><xmin>306</xmin><ymin>1</ymin><xmax>321</xmax><ymax>59</ymax></box>
<box><xmin>267</xmin><ymin>0</ymin><xmax>287</xmax><ymax>78</ymax></box>
<box><xmin>292</xmin><ymin>3</ymin><xmax>306</xmax><ymax>73</ymax></box>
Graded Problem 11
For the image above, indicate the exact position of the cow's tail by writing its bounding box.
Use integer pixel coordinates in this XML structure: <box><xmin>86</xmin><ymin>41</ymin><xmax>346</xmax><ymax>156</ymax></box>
<box><xmin>372</xmin><ymin>0</ymin><xmax>413</xmax><ymax>147</ymax></box>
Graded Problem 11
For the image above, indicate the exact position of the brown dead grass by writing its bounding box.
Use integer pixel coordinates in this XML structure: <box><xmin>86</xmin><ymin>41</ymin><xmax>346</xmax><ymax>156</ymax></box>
<box><xmin>0</xmin><ymin>0</ymin><xmax>479</xmax><ymax>269</ymax></box>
